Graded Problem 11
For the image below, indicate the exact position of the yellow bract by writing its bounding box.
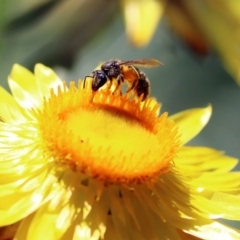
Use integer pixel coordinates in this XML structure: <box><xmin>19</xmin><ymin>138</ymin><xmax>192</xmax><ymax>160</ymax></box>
<box><xmin>170</xmin><ymin>105</ymin><xmax>212</xmax><ymax>145</ymax></box>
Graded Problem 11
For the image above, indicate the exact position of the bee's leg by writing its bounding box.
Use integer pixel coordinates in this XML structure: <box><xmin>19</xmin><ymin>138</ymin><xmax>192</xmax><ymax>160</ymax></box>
<box><xmin>126</xmin><ymin>79</ymin><xmax>138</xmax><ymax>93</ymax></box>
<box><xmin>105</xmin><ymin>77</ymin><xmax>115</xmax><ymax>93</ymax></box>
<box><xmin>114</xmin><ymin>74</ymin><xmax>124</xmax><ymax>94</ymax></box>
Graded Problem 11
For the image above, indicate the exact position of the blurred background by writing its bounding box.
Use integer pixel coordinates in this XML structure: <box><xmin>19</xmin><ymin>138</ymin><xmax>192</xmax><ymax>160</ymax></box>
<box><xmin>0</xmin><ymin>0</ymin><xmax>240</xmax><ymax>227</ymax></box>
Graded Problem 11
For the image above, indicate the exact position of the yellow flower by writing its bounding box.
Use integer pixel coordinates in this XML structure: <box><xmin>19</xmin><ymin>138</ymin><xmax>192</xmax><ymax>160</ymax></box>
<box><xmin>0</xmin><ymin>63</ymin><xmax>240</xmax><ymax>240</ymax></box>
<box><xmin>122</xmin><ymin>0</ymin><xmax>240</xmax><ymax>83</ymax></box>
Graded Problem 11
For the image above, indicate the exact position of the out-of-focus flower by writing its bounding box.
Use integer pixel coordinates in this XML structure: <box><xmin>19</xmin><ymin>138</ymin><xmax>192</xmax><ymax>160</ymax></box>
<box><xmin>122</xmin><ymin>0</ymin><xmax>165</xmax><ymax>48</ymax></box>
<box><xmin>122</xmin><ymin>0</ymin><xmax>240</xmax><ymax>84</ymax></box>
<box><xmin>0</xmin><ymin>64</ymin><xmax>240</xmax><ymax>239</ymax></box>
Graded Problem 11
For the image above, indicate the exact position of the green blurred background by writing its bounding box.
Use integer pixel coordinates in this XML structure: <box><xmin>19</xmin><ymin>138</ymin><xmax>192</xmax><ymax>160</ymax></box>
<box><xmin>0</xmin><ymin>0</ymin><xmax>240</xmax><ymax>228</ymax></box>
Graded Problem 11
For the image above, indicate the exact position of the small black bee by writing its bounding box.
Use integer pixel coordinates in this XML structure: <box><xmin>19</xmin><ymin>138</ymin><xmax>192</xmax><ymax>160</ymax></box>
<box><xmin>84</xmin><ymin>58</ymin><xmax>161</xmax><ymax>101</ymax></box>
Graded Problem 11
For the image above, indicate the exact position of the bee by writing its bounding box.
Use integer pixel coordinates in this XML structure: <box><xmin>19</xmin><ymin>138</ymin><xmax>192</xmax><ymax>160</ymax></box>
<box><xmin>84</xmin><ymin>58</ymin><xmax>161</xmax><ymax>101</ymax></box>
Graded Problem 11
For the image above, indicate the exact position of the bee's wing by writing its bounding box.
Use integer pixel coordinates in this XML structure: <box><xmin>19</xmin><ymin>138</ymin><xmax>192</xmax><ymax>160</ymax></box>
<box><xmin>120</xmin><ymin>59</ymin><xmax>162</xmax><ymax>68</ymax></box>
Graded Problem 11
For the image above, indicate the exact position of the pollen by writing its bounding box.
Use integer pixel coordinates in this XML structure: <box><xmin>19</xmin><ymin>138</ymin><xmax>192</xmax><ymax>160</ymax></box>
<box><xmin>37</xmin><ymin>80</ymin><xmax>180</xmax><ymax>185</ymax></box>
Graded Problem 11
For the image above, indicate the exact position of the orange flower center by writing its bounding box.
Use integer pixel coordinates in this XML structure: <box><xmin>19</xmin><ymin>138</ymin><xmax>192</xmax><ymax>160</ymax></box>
<box><xmin>38</xmin><ymin>80</ymin><xmax>179</xmax><ymax>184</ymax></box>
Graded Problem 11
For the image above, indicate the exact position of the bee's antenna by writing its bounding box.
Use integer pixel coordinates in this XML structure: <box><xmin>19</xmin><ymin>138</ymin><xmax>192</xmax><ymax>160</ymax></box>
<box><xmin>83</xmin><ymin>75</ymin><xmax>92</xmax><ymax>88</ymax></box>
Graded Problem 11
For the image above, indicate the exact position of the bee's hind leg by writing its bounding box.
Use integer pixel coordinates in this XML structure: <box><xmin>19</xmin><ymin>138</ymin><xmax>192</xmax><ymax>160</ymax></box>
<box><xmin>113</xmin><ymin>74</ymin><xmax>124</xmax><ymax>95</ymax></box>
<box><xmin>126</xmin><ymin>80</ymin><xmax>138</xmax><ymax>93</ymax></box>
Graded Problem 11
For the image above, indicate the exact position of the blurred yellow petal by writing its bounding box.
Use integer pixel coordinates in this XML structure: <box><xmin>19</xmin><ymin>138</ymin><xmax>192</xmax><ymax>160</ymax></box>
<box><xmin>183</xmin><ymin>0</ymin><xmax>240</xmax><ymax>84</ymax></box>
<box><xmin>170</xmin><ymin>105</ymin><xmax>212</xmax><ymax>145</ymax></box>
<box><xmin>122</xmin><ymin>0</ymin><xmax>164</xmax><ymax>47</ymax></box>
<box><xmin>165</xmin><ymin>2</ymin><xmax>208</xmax><ymax>55</ymax></box>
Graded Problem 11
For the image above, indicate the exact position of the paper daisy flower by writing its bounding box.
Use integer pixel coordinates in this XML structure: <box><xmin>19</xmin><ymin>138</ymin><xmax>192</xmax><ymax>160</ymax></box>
<box><xmin>0</xmin><ymin>63</ymin><xmax>240</xmax><ymax>240</ymax></box>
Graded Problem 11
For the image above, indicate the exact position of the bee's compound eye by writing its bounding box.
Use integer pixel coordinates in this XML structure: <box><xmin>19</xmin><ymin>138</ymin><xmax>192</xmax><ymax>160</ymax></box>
<box><xmin>92</xmin><ymin>70</ymin><xmax>108</xmax><ymax>91</ymax></box>
<box><xmin>99</xmin><ymin>72</ymin><xmax>106</xmax><ymax>79</ymax></box>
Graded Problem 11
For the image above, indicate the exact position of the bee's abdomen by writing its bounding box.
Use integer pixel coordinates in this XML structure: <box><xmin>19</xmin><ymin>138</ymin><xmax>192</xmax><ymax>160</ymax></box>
<box><xmin>135</xmin><ymin>72</ymin><xmax>150</xmax><ymax>100</ymax></box>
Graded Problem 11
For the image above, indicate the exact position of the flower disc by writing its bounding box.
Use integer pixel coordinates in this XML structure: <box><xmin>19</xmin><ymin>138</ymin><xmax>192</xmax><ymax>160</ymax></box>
<box><xmin>39</xmin><ymin>80</ymin><xmax>179</xmax><ymax>185</ymax></box>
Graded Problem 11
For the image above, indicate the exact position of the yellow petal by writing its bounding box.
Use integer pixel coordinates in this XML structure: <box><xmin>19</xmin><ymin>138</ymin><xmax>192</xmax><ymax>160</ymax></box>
<box><xmin>122</xmin><ymin>0</ymin><xmax>164</xmax><ymax>47</ymax></box>
<box><xmin>0</xmin><ymin>86</ymin><xmax>28</xmax><ymax>123</ymax></box>
<box><xmin>34</xmin><ymin>64</ymin><xmax>64</xmax><ymax>99</ymax></box>
<box><xmin>192</xmin><ymin>194</ymin><xmax>240</xmax><ymax>220</ymax></box>
<box><xmin>15</xmin><ymin>213</ymin><xmax>34</xmax><ymax>240</ymax></box>
<box><xmin>177</xmin><ymin>146</ymin><xmax>238</xmax><ymax>175</ymax></box>
<box><xmin>8</xmin><ymin>64</ymin><xmax>40</xmax><ymax>109</ymax></box>
<box><xmin>0</xmin><ymin>174</ymin><xmax>57</xmax><ymax>226</ymax></box>
<box><xmin>194</xmin><ymin>172</ymin><xmax>240</xmax><ymax>191</ymax></box>
<box><xmin>177</xmin><ymin>230</ymin><xmax>203</xmax><ymax>240</ymax></box>
<box><xmin>170</xmin><ymin>105</ymin><xmax>212</xmax><ymax>145</ymax></box>
<box><xmin>27</xmin><ymin>209</ymin><xmax>71</xmax><ymax>240</ymax></box>
<box><xmin>211</xmin><ymin>192</ymin><xmax>240</xmax><ymax>220</ymax></box>
<box><xmin>185</xmin><ymin>220</ymin><xmax>240</xmax><ymax>239</ymax></box>
<box><xmin>73</xmin><ymin>223</ymin><xmax>104</xmax><ymax>240</ymax></box>
<box><xmin>28</xmin><ymin>212</ymin><xmax>58</xmax><ymax>240</ymax></box>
